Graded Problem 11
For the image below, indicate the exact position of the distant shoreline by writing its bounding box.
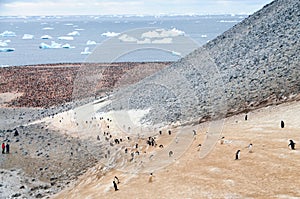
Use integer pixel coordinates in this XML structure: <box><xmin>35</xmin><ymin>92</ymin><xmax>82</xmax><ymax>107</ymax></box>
<box><xmin>1</xmin><ymin>61</ymin><xmax>174</xmax><ymax>68</ymax></box>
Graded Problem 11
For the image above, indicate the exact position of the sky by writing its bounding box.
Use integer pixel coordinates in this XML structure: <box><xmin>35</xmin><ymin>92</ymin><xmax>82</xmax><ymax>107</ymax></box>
<box><xmin>0</xmin><ymin>0</ymin><xmax>274</xmax><ymax>16</ymax></box>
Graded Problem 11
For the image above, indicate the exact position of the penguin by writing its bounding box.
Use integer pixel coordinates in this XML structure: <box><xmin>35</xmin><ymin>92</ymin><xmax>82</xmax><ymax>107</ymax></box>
<box><xmin>148</xmin><ymin>173</ymin><xmax>153</xmax><ymax>183</ymax></box>
<box><xmin>281</xmin><ymin>120</ymin><xmax>285</xmax><ymax>128</ymax></box>
<box><xmin>248</xmin><ymin>143</ymin><xmax>253</xmax><ymax>153</ymax></box>
<box><xmin>235</xmin><ymin>150</ymin><xmax>241</xmax><ymax>160</ymax></box>
<box><xmin>113</xmin><ymin>181</ymin><xmax>118</xmax><ymax>191</ymax></box>
<box><xmin>114</xmin><ymin>176</ymin><xmax>120</xmax><ymax>184</ymax></box>
<box><xmin>288</xmin><ymin>140</ymin><xmax>296</xmax><ymax>150</ymax></box>
<box><xmin>245</xmin><ymin>114</ymin><xmax>248</xmax><ymax>121</ymax></box>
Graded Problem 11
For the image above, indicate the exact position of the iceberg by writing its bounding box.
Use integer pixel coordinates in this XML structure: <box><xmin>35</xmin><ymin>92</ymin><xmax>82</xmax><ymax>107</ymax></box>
<box><xmin>39</xmin><ymin>41</ymin><xmax>61</xmax><ymax>49</ymax></box>
<box><xmin>22</xmin><ymin>34</ymin><xmax>34</xmax><ymax>40</ymax></box>
<box><xmin>0</xmin><ymin>40</ymin><xmax>8</xmax><ymax>47</ymax></box>
<box><xmin>141</xmin><ymin>28</ymin><xmax>185</xmax><ymax>39</ymax></box>
<box><xmin>62</xmin><ymin>43</ymin><xmax>75</xmax><ymax>48</ymax></box>
<box><xmin>41</xmin><ymin>35</ymin><xmax>52</xmax><ymax>39</ymax></box>
<box><xmin>171</xmin><ymin>51</ymin><xmax>181</xmax><ymax>56</ymax></box>
<box><xmin>81</xmin><ymin>47</ymin><xmax>91</xmax><ymax>55</ymax></box>
<box><xmin>218</xmin><ymin>20</ymin><xmax>240</xmax><ymax>23</ymax></box>
<box><xmin>118</xmin><ymin>34</ymin><xmax>137</xmax><ymax>42</ymax></box>
<box><xmin>42</xmin><ymin>27</ymin><xmax>54</xmax><ymax>30</ymax></box>
<box><xmin>0</xmin><ymin>31</ymin><xmax>16</xmax><ymax>37</ymax></box>
<box><xmin>101</xmin><ymin>31</ymin><xmax>120</xmax><ymax>37</ymax></box>
<box><xmin>86</xmin><ymin>40</ymin><xmax>97</xmax><ymax>45</ymax></box>
<box><xmin>67</xmin><ymin>31</ymin><xmax>80</xmax><ymax>36</ymax></box>
<box><xmin>0</xmin><ymin>48</ymin><xmax>15</xmax><ymax>52</ymax></box>
<box><xmin>58</xmin><ymin>36</ymin><xmax>74</xmax><ymax>41</ymax></box>
<box><xmin>201</xmin><ymin>34</ymin><xmax>207</xmax><ymax>38</ymax></box>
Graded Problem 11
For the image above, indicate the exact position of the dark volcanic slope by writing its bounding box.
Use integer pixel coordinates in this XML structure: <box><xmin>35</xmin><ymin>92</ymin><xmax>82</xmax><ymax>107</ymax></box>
<box><xmin>109</xmin><ymin>0</ymin><xmax>300</xmax><ymax>124</ymax></box>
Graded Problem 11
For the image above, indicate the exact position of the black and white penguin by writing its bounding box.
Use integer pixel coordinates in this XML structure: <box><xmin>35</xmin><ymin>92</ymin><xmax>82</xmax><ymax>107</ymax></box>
<box><xmin>248</xmin><ymin>143</ymin><xmax>253</xmax><ymax>153</ymax></box>
<box><xmin>288</xmin><ymin>140</ymin><xmax>296</xmax><ymax>150</ymax></box>
<box><xmin>281</xmin><ymin>120</ymin><xmax>285</xmax><ymax>128</ymax></box>
<box><xmin>235</xmin><ymin>150</ymin><xmax>241</xmax><ymax>160</ymax></box>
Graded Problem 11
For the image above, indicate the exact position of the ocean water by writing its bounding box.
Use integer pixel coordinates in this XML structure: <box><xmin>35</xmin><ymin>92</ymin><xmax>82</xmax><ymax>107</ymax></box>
<box><xmin>0</xmin><ymin>15</ymin><xmax>246</xmax><ymax>66</ymax></box>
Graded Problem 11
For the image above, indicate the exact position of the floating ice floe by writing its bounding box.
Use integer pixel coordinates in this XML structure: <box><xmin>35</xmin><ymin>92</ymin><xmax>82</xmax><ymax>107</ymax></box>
<box><xmin>171</xmin><ymin>51</ymin><xmax>181</xmax><ymax>56</ymax></box>
<box><xmin>201</xmin><ymin>34</ymin><xmax>207</xmax><ymax>38</ymax></box>
<box><xmin>64</xmin><ymin>23</ymin><xmax>73</xmax><ymax>26</ymax></box>
<box><xmin>39</xmin><ymin>41</ymin><xmax>61</xmax><ymax>49</ymax></box>
<box><xmin>62</xmin><ymin>43</ymin><xmax>75</xmax><ymax>48</ymax></box>
<box><xmin>0</xmin><ymin>31</ymin><xmax>16</xmax><ymax>37</ymax></box>
<box><xmin>42</xmin><ymin>27</ymin><xmax>54</xmax><ymax>30</ymax></box>
<box><xmin>101</xmin><ymin>31</ymin><xmax>120</xmax><ymax>37</ymax></box>
<box><xmin>81</xmin><ymin>47</ymin><xmax>91</xmax><ymax>55</ymax></box>
<box><xmin>67</xmin><ymin>31</ymin><xmax>80</xmax><ymax>36</ymax></box>
<box><xmin>75</xmin><ymin>28</ymin><xmax>85</xmax><ymax>31</ymax></box>
<box><xmin>118</xmin><ymin>34</ymin><xmax>137</xmax><ymax>42</ymax></box>
<box><xmin>22</xmin><ymin>34</ymin><xmax>34</xmax><ymax>40</ymax></box>
<box><xmin>0</xmin><ymin>40</ymin><xmax>8</xmax><ymax>47</ymax></box>
<box><xmin>141</xmin><ymin>28</ymin><xmax>185</xmax><ymax>38</ymax></box>
<box><xmin>58</xmin><ymin>36</ymin><xmax>74</xmax><ymax>41</ymax></box>
<box><xmin>39</xmin><ymin>41</ymin><xmax>74</xmax><ymax>49</ymax></box>
<box><xmin>41</xmin><ymin>35</ymin><xmax>52</xmax><ymax>39</ymax></box>
<box><xmin>218</xmin><ymin>20</ymin><xmax>240</xmax><ymax>23</ymax></box>
<box><xmin>0</xmin><ymin>48</ymin><xmax>15</xmax><ymax>52</ymax></box>
<box><xmin>152</xmin><ymin>38</ymin><xmax>173</xmax><ymax>44</ymax></box>
<box><xmin>86</xmin><ymin>40</ymin><xmax>97</xmax><ymax>45</ymax></box>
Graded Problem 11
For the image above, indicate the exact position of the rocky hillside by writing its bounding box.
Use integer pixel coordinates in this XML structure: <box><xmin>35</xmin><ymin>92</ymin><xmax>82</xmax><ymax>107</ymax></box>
<box><xmin>108</xmin><ymin>0</ymin><xmax>300</xmax><ymax>125</ymax></box>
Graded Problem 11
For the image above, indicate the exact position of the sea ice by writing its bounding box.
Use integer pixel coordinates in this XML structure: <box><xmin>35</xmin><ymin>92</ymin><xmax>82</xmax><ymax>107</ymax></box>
<box><xmin>0</xmin><ymin>31</ymin><xmax>16</xmax><ymax>37</ymax></box>
<box><xmin>141</xmin><ymin>28</ymin><xmax>185</xmax><ymax>38</ymax></box>
<box><xmin>86</xmin><ymin>40</ymin><xmax>97</xmax><ymax>45</ymax></box>
<box><xmin>22</xmin><ymin>34</ymin><xmax>34</xmax><ymax>40</ymax></box>
<box><xmin>62</xmin><ymin>43</ymin><xmax>75</xmax><ymax>48</ymax></box>
<box><xmin>42</xmin><ymin>27</ymin><xmax>54</xmax><ymax>30</ymax></box>
<box><xmin>0</xmin><ymin>40</ymin><xmax>8</xmax><ymax>47</ymax></box>
<box><xmin>81</xmin><ymin>47</ymin><xmax>91</xmax><ymax>55</ymax></box>
<box><xmin>0</xmin><ymin>48</ymin><xmax>15</xmax><ymax>52</ymax></box>
<box><xmin>118</xmin><ymin>34</ymin><xmax>137</xmax><ymax>42</ymax></box>
<box><xmin>41</xmin><ymin>35</ymin><xmax>52</xmax><ymax>39</ymax></box>
<box><xmin>67</xmin><ymin>31</ymin><xmax>80</xmax><ymax>36</ymax></box>
<box><xmin>39</xmin><ymin>41</ymin><xmax>61</xmax><ymax>49</ymax></box>
<box><xmin>58</xmin><ymin>36</ymin><xmax>74</xmax><ymax>41</ymax></box>
<box><xmin>171</xmin><ymin>51</ymin><xmax>181</xmax><ymax>56</ymax></box>
<box><xmin>152</xmin><ymin>38</ymin><xmax>173</xmax><ymax>44</ymax></box>
<box><xmin>101</xmin><ymin>31</ymin><xmax>120</xmax><ymax>37</ymax></box>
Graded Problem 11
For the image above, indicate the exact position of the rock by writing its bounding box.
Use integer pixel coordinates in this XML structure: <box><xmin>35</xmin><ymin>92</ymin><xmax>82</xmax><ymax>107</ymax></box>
<box><xmin>11</xmin><ymin>193</ymin><xmax>21</xmax><ymax>198</ymax></box>
<box><xmin>35</xmin><ymin>193</ymin><xmax>44</xmax><ymax>198</ymax></box>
